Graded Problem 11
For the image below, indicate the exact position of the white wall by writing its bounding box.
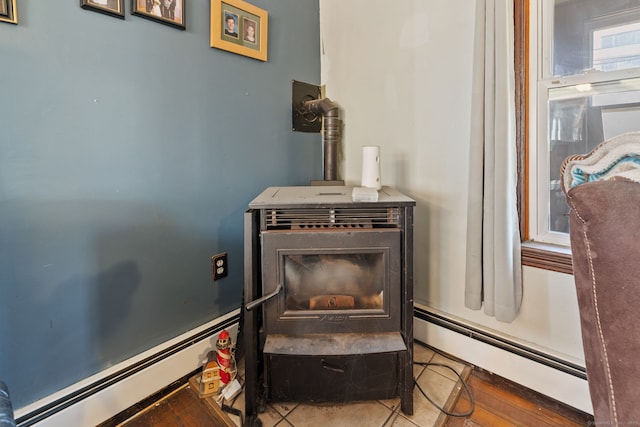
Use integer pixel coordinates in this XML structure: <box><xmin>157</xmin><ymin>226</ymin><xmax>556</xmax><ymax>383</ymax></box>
<box><xmin>320</xmin><ymin>0</ymin><xmax>588</xmax><ymax>408</ymax></box>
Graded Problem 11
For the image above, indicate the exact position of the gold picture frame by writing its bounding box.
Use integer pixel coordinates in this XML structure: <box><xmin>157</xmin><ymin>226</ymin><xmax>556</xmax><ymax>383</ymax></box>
<box><xmin>210</xmin><ymin>0</ymin><xmax>268</xmax><ymax>62</ymax></box>
<box><xmin>0</xmin><ymin>0</ymin><xmax>17</xmax><ymax>25</ymax></box>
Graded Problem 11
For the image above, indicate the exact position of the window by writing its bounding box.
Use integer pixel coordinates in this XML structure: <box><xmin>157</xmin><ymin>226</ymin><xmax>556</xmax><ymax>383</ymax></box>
<box><xmin>521</xmin><ymin>0</ymin><xmax>640</xmax><ymax>270</ymax></box>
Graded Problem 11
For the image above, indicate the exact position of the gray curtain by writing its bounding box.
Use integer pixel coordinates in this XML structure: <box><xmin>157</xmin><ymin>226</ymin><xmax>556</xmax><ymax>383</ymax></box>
<box><xmin>465</xmin><ymin>0</ymin><xmax>522</xmax><ymax>322</ymax></box>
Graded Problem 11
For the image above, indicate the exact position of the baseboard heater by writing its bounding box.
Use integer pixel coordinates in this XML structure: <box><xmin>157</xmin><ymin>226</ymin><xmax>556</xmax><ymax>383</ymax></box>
<box><xmin>16</xmin><ymin>314</ymin><xmax>239</xmax><ymax>427</ymax></box>
<box><xmin>414</xmin><ymin>307</ymin><xmax>586</xmax><ymax>380</ymax></box>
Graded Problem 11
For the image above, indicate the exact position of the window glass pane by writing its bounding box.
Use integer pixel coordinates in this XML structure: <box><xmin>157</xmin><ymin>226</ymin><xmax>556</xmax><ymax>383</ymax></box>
<box><xmin>548</xmin><ymin>78</ymin><xmax>640</xmax><ymax>233</ymax></box>
<box><xmin>593</xmin><ymin>22</ymin><xmax>640</xmax><ymax>71</ymax></box>
<box><xmin>553</xmin><ymin>0</ymin><xmax>640</xmax><ymax>77</ymax></box>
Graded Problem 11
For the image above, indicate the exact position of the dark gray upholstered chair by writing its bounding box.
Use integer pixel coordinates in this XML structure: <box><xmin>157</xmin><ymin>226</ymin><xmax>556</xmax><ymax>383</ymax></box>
<box><xmin>561</xmin><ymin>131</ymin><xmax>640</xmax><ymax>425</ymax></box>
<box><xmin>0</xmin><ymin>381</ymin><xmax>16</xmax><ymax>427</ymax></box>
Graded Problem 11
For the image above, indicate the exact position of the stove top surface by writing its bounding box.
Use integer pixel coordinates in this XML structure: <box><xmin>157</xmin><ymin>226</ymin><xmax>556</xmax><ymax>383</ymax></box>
<box><xmin>249</xmin><ymin>186</ymin><xmax>415</xmax><ymax>208</ymax></box>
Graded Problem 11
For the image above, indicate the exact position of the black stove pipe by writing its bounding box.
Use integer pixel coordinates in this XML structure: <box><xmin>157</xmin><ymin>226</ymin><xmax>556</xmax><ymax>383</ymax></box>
<box><xmin>301</xmin><ymin>97</ymin><xmax>340</xmax><ymax>181</ymax></box>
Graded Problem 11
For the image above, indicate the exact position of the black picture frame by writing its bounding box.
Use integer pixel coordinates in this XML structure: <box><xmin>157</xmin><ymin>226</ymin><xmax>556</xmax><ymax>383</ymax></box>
<box><xmin>80</xmin><ymin>0</ymin><xmax>125</xmax><ymax>20</ymax></box>
<box><xmin>132</xmin><ymin>0</ymin><xmax>186</xmax><ymax>30</ymax></box>
<box><xmin>0</xmin><ymin>0</ymin><xmax>18</xmax><ymax>25</ymax></box>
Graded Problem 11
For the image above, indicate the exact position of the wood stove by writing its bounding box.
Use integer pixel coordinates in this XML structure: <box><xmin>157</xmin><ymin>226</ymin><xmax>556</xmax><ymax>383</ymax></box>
<box><xmin>243</xmin><ymin>186</ymin><xmax>415</xmax><ymax>426</ymax></box>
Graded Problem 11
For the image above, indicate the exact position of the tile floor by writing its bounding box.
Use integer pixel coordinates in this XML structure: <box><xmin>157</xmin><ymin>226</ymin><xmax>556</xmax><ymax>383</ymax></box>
<box><xmin>218</xmin><ymin>342</ymin><xmax>469</xmax><ymax>427</ymax></box>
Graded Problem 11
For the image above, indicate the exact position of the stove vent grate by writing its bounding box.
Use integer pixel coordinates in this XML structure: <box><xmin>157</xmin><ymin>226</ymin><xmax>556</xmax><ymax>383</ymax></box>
<box><xmin>263</xmin><ymin>207</ymin><xmax>400</xmax><ymax>230</ymax></box>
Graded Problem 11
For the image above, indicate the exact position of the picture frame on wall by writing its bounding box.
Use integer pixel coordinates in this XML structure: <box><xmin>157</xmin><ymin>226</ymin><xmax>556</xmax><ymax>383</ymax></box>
<box><xmin>0</xmin><ymin>0</ymin><xmax>17</xmax><ymax>25</ymax></box>
<box><xmin>132</xmin><ymin>0</ymin><xmax>186</xmax><ymax>30</ymax></box>
<box><xmin>80</xmin><ymin>0</ymin><xmax>125</xmax><ymax>20</ymax></box>
<box><xmin>210</xmin><ymin>0</ymin><xmax>268</xmax><ymax>62</ymax></box>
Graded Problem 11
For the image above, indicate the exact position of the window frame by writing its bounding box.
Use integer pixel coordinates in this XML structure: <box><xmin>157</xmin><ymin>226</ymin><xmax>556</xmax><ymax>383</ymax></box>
<box><xmin>516</xmin><ymin>0</ymin><xmax>640</xmax><ymax>274</ymax></box>
<box><xmin>516</xmin><ymin>0</ymin><xmax>574</xmax><ymax>274</ymax></box>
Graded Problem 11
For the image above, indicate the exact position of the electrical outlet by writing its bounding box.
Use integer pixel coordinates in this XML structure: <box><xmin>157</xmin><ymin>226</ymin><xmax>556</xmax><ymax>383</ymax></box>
<box><xmin>211</xmin><ymin>252</ymin><xmax>228</xmax><ymax>281</ymax></box>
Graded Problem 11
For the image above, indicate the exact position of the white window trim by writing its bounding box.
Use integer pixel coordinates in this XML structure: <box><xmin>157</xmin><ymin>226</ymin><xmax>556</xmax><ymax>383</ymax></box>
<box><xmin>527</xmin><ymin>1</ymin><xmax>640</xmax><ymax>247</ymax></box>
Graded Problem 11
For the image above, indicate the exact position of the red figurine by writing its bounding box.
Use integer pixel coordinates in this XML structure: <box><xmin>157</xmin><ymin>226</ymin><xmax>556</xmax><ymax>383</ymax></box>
<box><xmin>216</xmin><ymin>330</ymin><xmax>232</xmax><ymax>385</ymax></box>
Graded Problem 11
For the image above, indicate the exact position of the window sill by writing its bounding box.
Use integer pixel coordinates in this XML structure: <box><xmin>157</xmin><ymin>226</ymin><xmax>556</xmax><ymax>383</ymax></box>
<box><xmin>521</xmin><ymin>241</ymin><xmax>573</xmax><ymax>275</ymax></box>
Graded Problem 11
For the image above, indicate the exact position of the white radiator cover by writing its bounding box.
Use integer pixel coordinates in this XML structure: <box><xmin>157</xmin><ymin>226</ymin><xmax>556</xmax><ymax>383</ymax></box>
<box><xmin>15</xmin><ymin>310</ymin><xmax>240</xmax><ymax>427</ymax></box>
<box><xmin>15</xmin><ymin>308</ymin><xmax>591</xmax><ymax>425</ymax></box>
<box><xmin>413</xmin><ymin>311</ymin><xmax>593</xmax><ymax>415</ymax></box>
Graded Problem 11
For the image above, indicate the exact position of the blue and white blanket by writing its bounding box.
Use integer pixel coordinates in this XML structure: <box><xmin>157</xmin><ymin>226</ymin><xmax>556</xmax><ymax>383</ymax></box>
<box><xmin>562</xmin><ymin>131</ymin><xmax>640</xmax><ymax>191</ymax></box>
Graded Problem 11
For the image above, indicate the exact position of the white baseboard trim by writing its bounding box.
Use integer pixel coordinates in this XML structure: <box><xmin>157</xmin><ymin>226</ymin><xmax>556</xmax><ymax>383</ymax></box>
<box><xmin>16</xmin><ymin>309</ymin><xmax>240</xmax><ymax>427</ymax></box>
<box><xmin>413</xmin><ymin>312</ymin><xmax>593</xmax><ymax>414</ymax></box>
<box><xmin>15</xmin><ymin>308</ymin><xmax>593</xmax><ymax>425</ymax></box>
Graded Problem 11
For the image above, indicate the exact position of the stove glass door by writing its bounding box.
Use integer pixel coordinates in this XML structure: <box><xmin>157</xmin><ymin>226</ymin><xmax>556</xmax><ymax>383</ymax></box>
<box><xmin>262</xmin><ymin>229</ymin><xmax>401</xmax><ymax>335</ymax></box>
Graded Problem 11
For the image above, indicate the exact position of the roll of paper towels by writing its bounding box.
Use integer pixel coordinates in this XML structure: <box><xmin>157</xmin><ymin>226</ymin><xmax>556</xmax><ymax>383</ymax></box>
<box><xmin>361</xmin><ymin>145</ymin><xmax>381</xmax><ymax>190</ymax></box>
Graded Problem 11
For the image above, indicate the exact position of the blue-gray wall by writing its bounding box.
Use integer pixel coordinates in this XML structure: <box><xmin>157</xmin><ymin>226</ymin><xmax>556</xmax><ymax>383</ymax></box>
<box><xmin>0</xmin><ymin>0</ymin><xmax>321</xmax><ymax>409</ymax></box>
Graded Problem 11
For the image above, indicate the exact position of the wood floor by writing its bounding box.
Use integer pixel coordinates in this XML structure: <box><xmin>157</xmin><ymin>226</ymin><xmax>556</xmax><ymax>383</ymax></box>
<box><xmin>116</xmin><ymin>385</ymin><xmax>224</xmax><ymax>426</ymax></box>
<box><xmin>443</xmin><ymin>368</ymin><xmax>593</xmax><ymax>427</ymax></box>
<box><xmin>108</xmin><ymin>366</ymin><xmax>594</xmax><ymax>427</ymax></box>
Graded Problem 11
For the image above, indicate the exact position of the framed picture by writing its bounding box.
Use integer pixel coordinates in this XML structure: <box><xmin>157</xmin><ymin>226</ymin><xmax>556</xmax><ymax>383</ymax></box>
<box><xmin>210</xmin><ymin>0</ymin><xmax>268</xmax><ymax>61</ymax></box>
<box><xmin>81</xmin><ymin>0</ymin><xmax>125</xmax><ymax>20</ymax></box>
<box><xmin>132</xmin><ymin>0</ymin><xmax>185</xmax><ymax>30</ymax></box>
<box><xmin>0</xmin><ymin>0</ymin><xmax>17</xmax><ymax>25</ymax></box>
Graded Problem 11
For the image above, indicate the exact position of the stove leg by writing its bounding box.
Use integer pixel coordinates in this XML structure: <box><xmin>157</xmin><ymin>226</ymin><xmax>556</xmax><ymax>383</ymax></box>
<box><xmin>400</xmin><ymin>348</ymin><xmax>414</xmax><ymax>415</ymax></box>
<box><xmin>244</xmin><ymin>415</ymin><xmax>262</xmax><ymax>427</ymax></box>
<box><xmin>243</xmin><ymin>210</ymin><xmax>263</xmax><ymax>427</ymax></box>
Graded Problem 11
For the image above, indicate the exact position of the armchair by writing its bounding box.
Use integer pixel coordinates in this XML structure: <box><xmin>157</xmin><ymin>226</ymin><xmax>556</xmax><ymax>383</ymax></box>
<box><xmin>0</xmin><ymin>381</ymin><xmax>15</xmax><ymax>427</ymax></box>
<box><xmin>561</xmin><ymin>131</ymin><xmax>640</xmax><ymax>424</ymax></box>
